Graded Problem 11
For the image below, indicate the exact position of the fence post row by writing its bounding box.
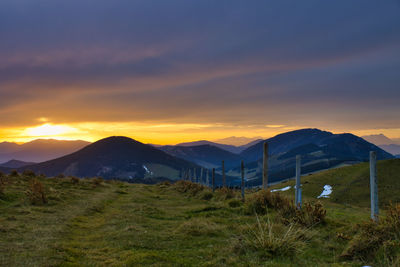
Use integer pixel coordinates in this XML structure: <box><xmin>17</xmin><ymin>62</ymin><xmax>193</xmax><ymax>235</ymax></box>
<box><xmin>295</xmin><ymin>155</ymin><xmax>301</xmax><ymax>209</ymax></box>
<box><xmin>370</xmin><ymin>151</ymin><xmax>379</xmax><ymax>222</ymax></box>
<box><xmin>263</xmin><ymin>142</ymin><xmax>268</xmax><ymax>190</ymax></box>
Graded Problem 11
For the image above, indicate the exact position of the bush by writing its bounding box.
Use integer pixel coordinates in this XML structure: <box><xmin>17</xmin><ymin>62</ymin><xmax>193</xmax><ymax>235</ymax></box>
<box><xmin>0</xmin><ymin>173</ymin><xmax>6</xmax><ymax>198</ymax></box>
<box><xmin>228</xmin><ymin>199</ymin><xmax>242</xmax><ymax>208</ymax></box>
<box><xmin>91</xmin><ymin>177</ymin><xmax>104</xmax><ymax>187</ymax></box>
<box><xmin>341</xmin><ymin>203</ymin><xmax>400</xmax><ymax>263</ymax></box>
<box><xmin>174</xmin><ymin>181</ymin><xmax>205</xmax><ymax>196</ymax></box>
<box><xmin>200</xmin><ymin>191</ymin><xmax>213</xmax><ymax>200</ymax></box>
<box><xmin>216</xmin><ymin>187</ymin><xmax>235</xmax><ymax>200</ymax></box>
<box><xmin>26</xmin><ymin>178</ymin><xmax>47</xmax><ymax>205</ymax></box>
<box><xmin>56</xmin><ymin>173</ymin><xmax>65</xmax><ymax>178</ymax></box>
<box><xmin>70</xmin><ymin>176</ymin><xmax>80</xmax><ymax>184</ymax></box>
<box><xmin>9</xmin><ymin>170</ymin><xmax>19</xmax><ymax>177</ymax></box>
<box><xmin>22</xmin><ymin>169</ymin><xmax>36</xmax><ymax>177</ymax></box>
<box><xmin>245</xmin><ymin>190</ymin><xmax>326</xmax><ymax>227</ymax></box>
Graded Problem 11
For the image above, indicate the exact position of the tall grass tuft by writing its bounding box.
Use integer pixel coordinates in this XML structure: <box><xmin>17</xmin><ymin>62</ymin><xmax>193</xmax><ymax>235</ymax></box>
<box><xmin>235</xmin><ymin>214</ymin><xmax>308</xmax><ymax>258</ymax></box>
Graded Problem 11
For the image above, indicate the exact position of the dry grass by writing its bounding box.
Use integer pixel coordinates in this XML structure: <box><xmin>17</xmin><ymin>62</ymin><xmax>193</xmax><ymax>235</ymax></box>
<box><xmin>235</xmin><ymin>214</ymin><xmax>309</xmax><ymax>258</ymax></box>
<box><xmin>26</xmin><ymin>178</ymin><xmax>47</xmax><ymax>205</ymax></box>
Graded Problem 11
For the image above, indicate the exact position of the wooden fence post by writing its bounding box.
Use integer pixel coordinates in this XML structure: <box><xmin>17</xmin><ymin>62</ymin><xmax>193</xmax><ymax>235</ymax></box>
<box><xmin>295</xmin><ymin>155</ymin><xmax>301</xmax><ymax>209</ymax></box>
<box><xmin>263</xmin><ymin>142</ymin><xmax>268</xmax><ymax>189</ymax></box>
<box><xmin>200</xmin><ymin>168</ymin><xmax>204</xmax><ymax>185</ymax></box>
<box><xmin>222</xmin><ymin>160</ymin><xmax>226</xmax><ymax>188</ymax></box>
<box><xmin>212</xmin><ymin>168</ymin><xmax>215</xmax><ymax>192</ymax></box>
<box><xmin>188</xmin><ymin>169</ymin><xmax>191</xmax><ymax>182</ymax></box>
<box><xmin>370</xmin><ymin>151</ymin><xmax>379</xmax><ymax>221</ymax></box>
<box><xmin>241</xmin><ymin>160</ymin><xmax>245</xmax><ymax>202</ymax></box>
<box><xmin>206</xmin><ymin>169</ymin><xmax>209</xmax><ymax>187</ymax></box>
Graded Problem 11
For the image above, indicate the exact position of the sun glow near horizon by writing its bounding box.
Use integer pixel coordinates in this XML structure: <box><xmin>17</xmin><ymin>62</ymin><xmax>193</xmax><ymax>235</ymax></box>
<box><xmin>1</xmin><ymin>120</ymin><xmax>400</xmax><ymax>146</ymax></box>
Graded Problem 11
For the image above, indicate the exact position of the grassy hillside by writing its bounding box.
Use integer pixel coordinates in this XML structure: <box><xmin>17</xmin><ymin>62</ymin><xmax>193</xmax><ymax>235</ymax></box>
<box><xmin>270</xmin><ymin>159</ymin><xmax>400</xmax><ymax>208</ymax></box>
<box><xmin>0</xmin><ymin>170</ymin><xmax>399</xmax><ymax>266</ymax></box>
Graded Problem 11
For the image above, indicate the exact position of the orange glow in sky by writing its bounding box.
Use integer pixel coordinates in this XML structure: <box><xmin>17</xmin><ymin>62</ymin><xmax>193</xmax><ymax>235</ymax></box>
<box><xmin>1</xmin><ymin>120</ymin><xmax>399</xmax><ymax>145</ymax></box>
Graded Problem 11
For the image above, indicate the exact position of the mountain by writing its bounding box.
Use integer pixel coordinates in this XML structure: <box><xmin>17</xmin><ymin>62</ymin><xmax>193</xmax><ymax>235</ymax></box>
<box><xmin>175</xmin><ymin>140</ymin><xmax>241</xmax><ymax>154</ymax></box>
<box><xmin>0</xmin><ymin>139</ymin><xmax>90</xmax><ymax>163</ymax></box>
<box><xmin>0</xmin><ymin>159</ymin><xmax>35</xmax><ymax>169</ymax></box>
<box><xmin>236</xmin><ymin>129</ymin><xmax>394</xmax><ymax>186</ymax></box>
<box><xmin>361</xmin><ymin>134</ymin><xmax>398</xmax><ymax>145</ymax></box>
<box><xmin>213</xmin><ymin>136</ymin><xmax>263</xmax><ymax>146</ymax></box>
<box><xmin>379</xmin><ymin>144</ymin><xmax>400</xmax><ymax>156</ymax></box>
<box><xmin>18</xmin><ymin>136</ymin><xmax>200</xmax><ymax>181</ymax></box>
<box><xmin>159</xmin><ymin>144</ymin><xmax>242</xmax><ymax>169</ymax></box>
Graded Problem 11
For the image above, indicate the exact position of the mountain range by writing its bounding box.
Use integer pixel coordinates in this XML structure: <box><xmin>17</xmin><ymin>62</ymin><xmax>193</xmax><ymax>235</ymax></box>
<box><xmin>0</xmin><ymin>139</ymin><xmax>90</xmax><ymax>164</ymax></box>
<box><xmin>0</xmin><ymin>129</ymin><xmax>395</xmax><ymax>186</ymax></box>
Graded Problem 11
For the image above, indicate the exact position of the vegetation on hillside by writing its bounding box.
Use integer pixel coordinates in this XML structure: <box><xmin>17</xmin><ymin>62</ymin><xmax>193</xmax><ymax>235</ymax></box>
<box><xmin>0</xmin><ymin>165</ymin><xmax>399</xmax><ymax>266</ymax></box>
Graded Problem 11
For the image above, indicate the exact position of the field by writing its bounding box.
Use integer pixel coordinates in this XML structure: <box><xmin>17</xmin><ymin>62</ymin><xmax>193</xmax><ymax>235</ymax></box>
<box><xmin>0</xmin><ymin>160</ymin><xmax>399</xmax><ymax>266</ymax></box>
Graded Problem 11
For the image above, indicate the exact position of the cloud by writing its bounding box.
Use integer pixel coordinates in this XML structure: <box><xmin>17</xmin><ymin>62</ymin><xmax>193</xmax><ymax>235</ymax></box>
<box><xmin>0</xmin><ymin>0</ymin><xmax>399</xmax><ymax>141</ymax></box>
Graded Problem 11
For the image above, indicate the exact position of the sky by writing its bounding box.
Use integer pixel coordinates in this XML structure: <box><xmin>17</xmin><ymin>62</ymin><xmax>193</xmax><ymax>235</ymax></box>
<box><xmin>0</xmin><ymin>0</ymin><xmax>399</xmax><ymax>145</ymax></box>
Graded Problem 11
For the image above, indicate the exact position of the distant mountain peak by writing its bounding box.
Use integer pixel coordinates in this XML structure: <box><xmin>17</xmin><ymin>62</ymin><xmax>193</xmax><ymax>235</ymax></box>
<box><xmin>361</xmin><ymin>134</ymin><xmax>396</xmax><ymax>145</ymax></box>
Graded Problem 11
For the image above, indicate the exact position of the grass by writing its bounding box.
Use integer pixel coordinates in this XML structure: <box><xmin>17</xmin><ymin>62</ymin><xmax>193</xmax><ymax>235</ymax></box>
<box><xmin>0</xmin><ymin>161</ymin><xmax>399</xmax><ymax>266</ymax></box>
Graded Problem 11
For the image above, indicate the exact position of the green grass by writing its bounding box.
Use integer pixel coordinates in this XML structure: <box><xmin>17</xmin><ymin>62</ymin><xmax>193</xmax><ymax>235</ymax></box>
<box><xmin>270</xmin><ymin>159</ymin><xmax>400</xmax><ymax>208</ymax></box>
<box><xmin>0</xmin><ymin>161</ymin><xmax>399</xmax><ymax>266</ymax></box>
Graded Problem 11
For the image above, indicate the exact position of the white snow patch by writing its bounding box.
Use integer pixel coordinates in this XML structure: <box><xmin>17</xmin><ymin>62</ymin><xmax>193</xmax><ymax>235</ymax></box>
<box><xmin>271</xmin><ymin>186</ymin><xmax>291</xmax><ymax>192</ymax></box>
<box><xmin>143</xmin><ymin>165</ymin><xmax>150</xmax><ymax>173</ymax></box>
<box><xmin>317</xmin><ymin>185</ymin><xmax>332</xmax><ymax>198</ymax></box>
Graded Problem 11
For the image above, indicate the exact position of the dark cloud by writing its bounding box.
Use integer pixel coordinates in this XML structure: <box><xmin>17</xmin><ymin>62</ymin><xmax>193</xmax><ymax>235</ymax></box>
<box><xmin>0</xmin><ymin>0</ymin><xmax>399</xmax><ymax>132</ymax></box>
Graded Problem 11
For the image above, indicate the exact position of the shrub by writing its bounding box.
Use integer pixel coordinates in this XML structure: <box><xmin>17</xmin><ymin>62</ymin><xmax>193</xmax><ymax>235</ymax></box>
<box><xmin>200</xmin><ymin>191</ymin><xmax>213</xmax><ymax>200</ymax></box>
<box><xmin>245</xmin><ymin>190</ymin><xmax>326</xmax><ymax>227</ymax></box>
<box><xmin>56</xmin><ymin>173</ymin><xmax>65</xmax><ymax>178</ymax></box>
<box><xmin>26</xmin><ymin>178</ymin><xmax>47</xmax><ymax>205</ymax></box>
<box><xmin>228</xmin><ymin>199</ymin><xmax>242</xmax><ymax>208</ymax></box>
<box><xmin>174</xmin><ymin>181</ymin><xmax>205</xmax><ymax>196</ymax></box>
<box><xmin>70</xmin><ymin>176</ymin><xmax>80</xmax><ymax>184</ymax></box>
<box><xmin>341</xmin><ymin>203</ymin><xmax>400</xmax><ymax>263</ymax></box>
<box><xmin>234</xmin><ymin>214</ymin><xmax>308</xmax><ymax>258</ymax></box>
<box><xmin>22</xmin><ymin>169</ymin><xmax>36</xmax><ymax>177</ymax></box>
<box><xmin>0</xmin><ymin>173</ymin><xmax>6</xmax><ymax>198</ymax></box>
<box><xmin>9</xmin><ymin>170</ymin><xmax>19</xmax><ymax>177</ymax></box>
<box><xmin>216</xmin><ymin>187</ymin><xmax>235</xmax><ymax>200</ymax></box>
<box><xmin>92</xmin><ymin>177</ymin><xmax>104</xmax><ymax>187</ymax></box>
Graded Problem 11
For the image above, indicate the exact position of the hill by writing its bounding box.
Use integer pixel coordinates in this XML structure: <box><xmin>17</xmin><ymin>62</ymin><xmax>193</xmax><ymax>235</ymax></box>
<box><xmin>0</xmin><ymin>171</ymin><xmax>398</xmax><ymax>266</ymax></box>
<box><xmin>379</xmin><ymin>144</ymin><xmax>400</xmax><ymax>156</ymax></box>
<box><xmin>270</xmin><ymin>158</ymin><xmax>400</xmax><ymax>208</ymax></box>
<box><xmin>361</xmin><ymin>134</ymin><xmax>398</xmax><ymax>145</ymax></box>
<box><xmin>159</xmin><ymin>144</ymin><xmax>242</xmax><ymax>169</ymax></box>
<box><xmin>175</xmin><ymin>140</ymin><xmax>242</xmax><ymax>154</ymax></box>
<box><xmin>237</xmin><ymin>129</ymin><xmax>393</xmax><ymax>186</ymax></box>
<box><xmin>19</xmin><ymin>136</ymin><xmax>198</xmax><ymax>181</ymax></box>
<box><xmin>0</xmin><ymin>159</ymin><xmax>35</xmax><ymax>169</ymax></box>
<box><xmin>0</xmin><ymin>139</ymin><xmax>90</xmax><ymax>163</ymax></box>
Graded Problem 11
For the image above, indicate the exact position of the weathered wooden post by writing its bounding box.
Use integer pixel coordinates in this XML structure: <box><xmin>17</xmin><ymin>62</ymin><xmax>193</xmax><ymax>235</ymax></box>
<box><xmin>295</xmin><ymin>155</ymin><xmax>301</xmax><ymax>209</ymax></box>
<box><xmin>370</xmin><ymin>151</ymin><xmax>379</xmax><ymax>221</ymax></box>
<box><xmin>200</xmin><ymin>168</ymin><xmax>204</xmax><ymax>185</ymax></box>
<box><xmin>206</xmin><ymin>169</ymin><xmax>209</xmax><ymax>187</ymax></box>
<box><xmin>263</xmin><ymin>142</ymin><xmax>268</xmax><ymax>189</ymax></box>
<box><xmin>212</xmin><ymin>168</ymin><xmax>215</xmax><ymax>192</ymax></box>
<box><xmin>188</xmin><ymin>169</ymin><xmax>191</xmax><ymax>182</ymax></box>
<box><xmin>222</xmin><ymin>160</ymin><xmax>226</xmax><ymax>188</ymax></box>
<box><xmin>241</xmin><ymin>160</ymin><xmax>245</xmax><ymax>201</ymax></box>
